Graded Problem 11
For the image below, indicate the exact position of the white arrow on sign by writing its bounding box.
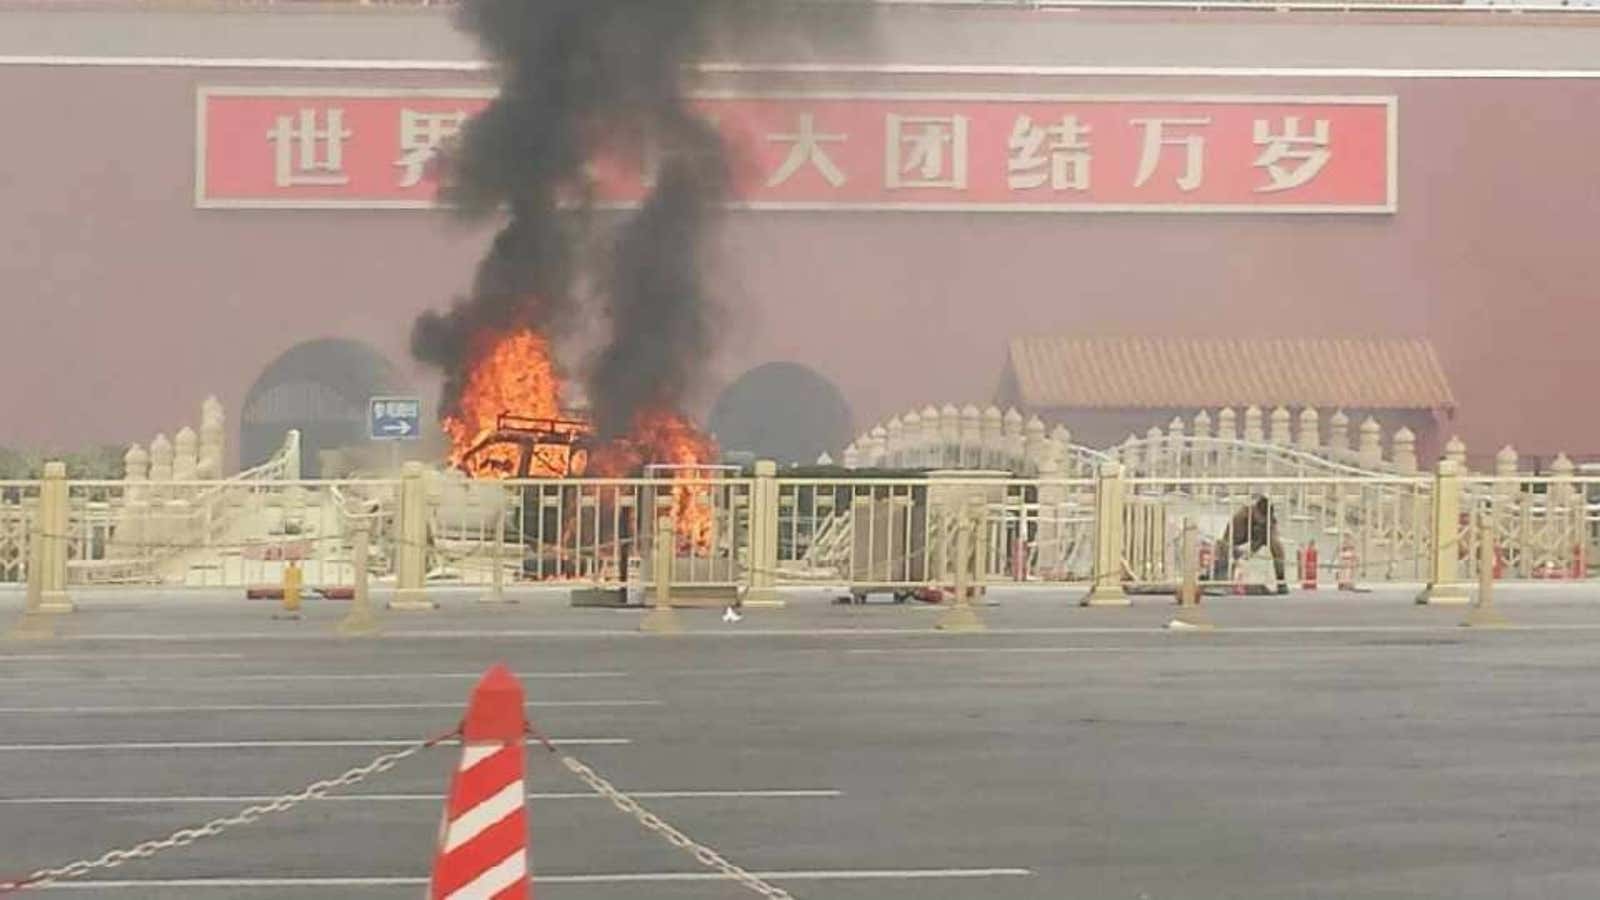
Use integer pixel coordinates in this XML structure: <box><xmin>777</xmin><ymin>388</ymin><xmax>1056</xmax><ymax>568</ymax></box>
<box><xmin>383</xmin><ymin>420</ymin><xmax>414</xmax><ymax>436</ymax></box>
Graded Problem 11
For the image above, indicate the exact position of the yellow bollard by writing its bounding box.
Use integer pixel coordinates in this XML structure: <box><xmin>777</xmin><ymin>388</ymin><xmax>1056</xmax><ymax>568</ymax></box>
<box><xmin>936</xmin><ymin>503</ymin><xmax>987</xmax><ymax>633</ymax></box>
<box><xmin>1168</xmin><ymin>518</ymin><xmax>1214</xmax><ymax>632</ymax></box>
<box><xmin>1462</xmin><ymin>514</ymin><xmax>1509</xmax><ymax>629</ymax></box>
<box><xmin>337</xmin><ymin>525</ymin><xmax>380</xmax><ymax>637</ymax></box>
<box><xmin>6</xmin><ymin>534</ymin><xmax>56</xmax><ymax>641</ymax></box>
<box><xmin>274</xmin><ymin>561</ymin><xmax>303</xmax><ymax>621</ymax></box>
<box><xmin>640</xmin><ymin>512</ymin><xmax>682</xmax><ymax>634</ymax></box>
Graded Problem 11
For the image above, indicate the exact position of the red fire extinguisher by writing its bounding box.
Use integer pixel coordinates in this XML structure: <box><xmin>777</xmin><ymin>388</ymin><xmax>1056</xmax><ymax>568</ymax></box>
<box><xmin>1299</xmin><ymin>540</ymin><xmax>1319</xmax><ymax>591</ymax></box>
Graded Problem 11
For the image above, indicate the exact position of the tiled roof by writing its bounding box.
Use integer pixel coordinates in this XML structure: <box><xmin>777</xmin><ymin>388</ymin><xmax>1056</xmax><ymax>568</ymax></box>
<box><xmin>1007</xmin><ymin>336</ymin><xmax>1456</xmax><ymax>410</ymax></box>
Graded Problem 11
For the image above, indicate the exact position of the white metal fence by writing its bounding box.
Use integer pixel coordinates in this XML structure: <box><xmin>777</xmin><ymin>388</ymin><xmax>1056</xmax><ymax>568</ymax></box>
<box><xmin>8</xmin><ymin>467</ymin><xmax>1600</xmax><ymax>597</ymax></box>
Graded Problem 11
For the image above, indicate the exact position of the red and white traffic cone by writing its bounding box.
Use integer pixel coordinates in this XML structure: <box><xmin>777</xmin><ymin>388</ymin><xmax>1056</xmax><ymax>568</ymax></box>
<box><xmin>431</xmin><ymin>664</ymin><xmax>530</xmax><ymax>900</ymax></box>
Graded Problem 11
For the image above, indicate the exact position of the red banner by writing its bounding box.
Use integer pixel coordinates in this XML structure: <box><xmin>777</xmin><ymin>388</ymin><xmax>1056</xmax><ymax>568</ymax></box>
<box><xmin>197</xmin><ymin>88</ymin><xmax>1396</xmax><ymax>213</ymax></box>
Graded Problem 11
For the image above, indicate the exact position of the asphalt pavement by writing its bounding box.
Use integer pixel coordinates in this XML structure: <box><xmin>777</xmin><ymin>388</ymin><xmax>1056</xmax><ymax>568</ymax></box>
<box><xmin>2</xmin><ymin>585</ymin><xmax>1600</xmax><ymax>899</ymax></box>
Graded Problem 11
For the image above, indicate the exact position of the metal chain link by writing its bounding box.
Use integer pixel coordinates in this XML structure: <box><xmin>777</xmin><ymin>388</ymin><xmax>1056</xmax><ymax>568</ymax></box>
<box><xmin>0</xmin><ymin>730</ymin><xmax>457</xmax><ymax>894</ymax></box>
<box><xmin>559</xmin><ymin>756</ymin><xmax>794</xmax><ymax>900</ymax></box>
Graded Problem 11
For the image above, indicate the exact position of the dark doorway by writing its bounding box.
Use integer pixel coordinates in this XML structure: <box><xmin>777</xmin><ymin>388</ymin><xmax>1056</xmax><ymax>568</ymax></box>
<box><xmin>708</xmin><ymin>362</ymin><xmax>854</xmax><ymax>466</ymax></box>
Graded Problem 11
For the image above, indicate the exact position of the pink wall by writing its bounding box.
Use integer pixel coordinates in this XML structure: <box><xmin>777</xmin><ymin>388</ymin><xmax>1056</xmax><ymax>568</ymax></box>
<box><xmin>2</xmin><ymin>64</ymin><xmax>1596</xmax><ymax>460</ymax></box>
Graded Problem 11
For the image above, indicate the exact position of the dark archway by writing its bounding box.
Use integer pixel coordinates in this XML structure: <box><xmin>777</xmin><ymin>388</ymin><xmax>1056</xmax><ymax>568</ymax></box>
<box><xmin>708</xmin><ymin>362</ymin><xmax>854</xmax><ymax>466</ymax></box>
<box><xmin>240</xmin><ymin>339</ymin><xmax>408</xmax><ymax>476</ymax></box>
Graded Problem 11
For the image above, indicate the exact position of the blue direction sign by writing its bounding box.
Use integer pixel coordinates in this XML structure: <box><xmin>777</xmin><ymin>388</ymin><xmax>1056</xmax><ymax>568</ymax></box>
<box><xmin>369</xmin><ymin>396</ymin><xmax>422</xmax><ymax>441</ymax></box>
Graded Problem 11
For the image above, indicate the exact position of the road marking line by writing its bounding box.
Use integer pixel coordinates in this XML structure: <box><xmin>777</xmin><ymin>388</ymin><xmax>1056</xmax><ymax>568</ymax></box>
<box><xmin>0</xmin><ymin>790</ymin><xmax>843</xmax><ymax>805</ymax></box>
<box><xmin>31</xmin><ymin>621</ymin><xmax>1600</xmax><ymax>640</ymax></box>
<box><xmin>0</xmin><ymin>653</ymin><xmax>243</xmax><ymax>662</ymax></box>
<box><xmin>23</xmin><ymin>622</ymin><xmax>1600</xmax><ymax>643</ymax></box>
<box><xmin>33</xmin><ymin>868</ymin><xmax>1032</xmax><ymax>889</ymax></box>
<box><xmin>0</xmin><ymin>700</ymin><xmax>659</xmax><ymax>714</ymax></box>
<box><xmin>0</xmin><ymin>671</ymin><xmax>626</xmax><ymax>684</ymax></box>
<box><xmin>0</xmin><ymin>739</ymin><xmax>628</xmax><ymax>751</ymax></box>
<box><xmin>844</xmin><ymin>643</ymin><xmax>1485</xmax><ymax>655</ymax></box>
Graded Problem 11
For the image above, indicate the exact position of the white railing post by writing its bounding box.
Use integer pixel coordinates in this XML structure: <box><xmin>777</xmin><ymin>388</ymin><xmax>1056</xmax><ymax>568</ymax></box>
<box><xmin>1244</xmin><ymin>406</ymin><xmax>1265</xmax><ymax>444</ymax></box>
<box><xmin>1298</xmin><ymin>408</ymin><xmax>1320</xmax><ymax>453</ymax></box>
<box><xmin>37</xmin><ymin>462</ymin><xmax>72</xmax><ymax>614</ymax></box>
<box><xmin>1392</xmin><ymin>426</ymin><xmax>1418</xmax><ymax>474</ymax></box>
<box><xmin>747</xmin><ymin>460</ymin><xmax>780</xmax><ymax>606</ymax></box>
<box><xmin>1270</xmin><ymin>407</ymin><xmax>1292</xmax><ymax>445</ymax></box>
<box><xmin>390</xmin><ymin>461</ymin><xmax>434</xmax><ymax>611</ymax></box>
<box><xmin>1003</xmin><ymin>408</ymin><xmax>1025</xmax><ymax>471</ymax></box>
<box><xmin>1416</xmin><ymin>459</ymin><xmax>1470</xmax><ymax>605</ymax></box>
<box><xmin>199</xmin><ymin>396</ymin><xmax>226</xmax><ymax>479</ymax></box>
<box><xmin>1329</xmin><ymin>410</ymin><xmax>1350</xmax><ymax>456</ymax></box>
<box><xmin>1358</xmin><ymin>418</ymin><xmax>1382</xmax><ymax>468</ymax></box>
<box><xmin>1084</xmin><ymin>462</ymin><xmax>1130</xmax><ymax>606</ymax></box>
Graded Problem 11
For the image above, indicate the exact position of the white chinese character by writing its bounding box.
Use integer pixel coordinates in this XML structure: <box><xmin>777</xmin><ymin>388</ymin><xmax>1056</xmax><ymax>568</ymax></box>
<box><xmin>395</xmin><ymin>109</ymin><xmax>467</xmax><ymax>188</ymax></box>
<box><xmin>766</xmin><ymin>113</ymin><xmax>848</xmax><ymax>188</ymax></box>
<box><xmin>886</xmin><ymin>114</ymin><xmax>969</xmax><ymax>190</ymax></box>
<box><xmin>1008</xmin><ymin>114</ymin><xmax>1093</xmax><ymax>191</ymax></box>
<box><xmin>1253</xmin><ymin>116</ymin><xmax>1332</xmax><ymax>193</ymax></box>
<box><xmin>1131</xmin><ymin>117</ymin><xmax>1211</xmax><ymax>192</ymax></box>
<box><xmin>266</xmin><ymin>108</ymin><xmax>352</xmax><ymax>188</ymax></box>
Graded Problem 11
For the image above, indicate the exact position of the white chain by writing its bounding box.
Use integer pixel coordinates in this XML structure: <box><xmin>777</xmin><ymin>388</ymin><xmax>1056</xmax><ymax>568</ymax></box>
<box><xmin>0</xmin><ymin>734</ymin><xmax>452</xmax><ymax>893</ymax></box>
<box><xmin>560</xmin><ymin>756</ymin><xmax>795</xmax><ymax>900</ymax></box>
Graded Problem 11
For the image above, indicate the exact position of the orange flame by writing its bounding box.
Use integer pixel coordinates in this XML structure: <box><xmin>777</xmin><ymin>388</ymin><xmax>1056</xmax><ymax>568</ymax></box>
<box><xmin>444</xmin><ymin>329</ymin><xmax>565</xmax><ymax>478</ymax></box>
<box><xmin>444</xmin><ymin>327</ymin><xmax>719</xmax><ymax>550</ymax></box>
<box><xmin>591</xmin><ymin>409</ymin><xmax>719</xmax><ymax>553</ymax></box>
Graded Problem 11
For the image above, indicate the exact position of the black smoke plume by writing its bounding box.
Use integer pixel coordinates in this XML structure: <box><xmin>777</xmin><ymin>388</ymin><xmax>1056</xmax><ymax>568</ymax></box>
<box><xmin>412</xmin><ymin>0</ymin><xmax>871</xmax><ymax>441</ymax></box>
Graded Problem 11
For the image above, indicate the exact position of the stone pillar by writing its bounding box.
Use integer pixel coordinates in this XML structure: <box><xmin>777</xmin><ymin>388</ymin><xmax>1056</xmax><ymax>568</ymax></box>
<box><xmin>1191</xmin><ymin>410</ymin><xmax>1214</xmax><ymax>481</ymax></box>
<box><xmin>1143</xmin><ymin>425</ymin><xmax>1163</xmax><ymax>476</ymax></box>
<box><xmin>901</xmin><ymin>410</ymin><xmax>923</xmax><ymax>468</ymax></box>
<box><xmin>1269</xmin><ymin>406</ymin><xmax>1292</xmax><ymax>445</ymax></box>
<box><xmin>1551</xmin><ymin>452</ymin><xmax>1576</xmax><ymax>505</ymax></box>
<box><xmin>981</xmin><ymin>406</ymin><xmax>1003</xmax><ymax>469</ymax></box>
<box><xmin>842</xmin><ymin>442</ymin><xmax>861</xmax><ymax>470</ymax></box>
<box><xmin>1444</xmin><ymin>436</ymin><xmax>1468</xmax><ymax>472</ymax></box>
<box><xmin>1329</xmin><ymin>411</ymin><xmax>1350</xmax><ymax>454</ymax></box>
<box><xmin>1416</xmin><ymin>459</ymin><xmax>1470</xmax><ymax>605</ymax></box>
<box><xmin>867</xmin><ymin>425</ymin><xmax>888</xmax><ymax>468</ymax></box>
<box><xmin>1392</xmin><ymin>426</ymin><xmax>1418</xmax><ymax>474</ymax></box>
<box><xmin>1167</xmin><ymin>417</ymin><xmax>1185</xmax><ymax>476</ymax></box>
<box><xmin>390</xmin><ymin>461</ymin><xmax>434</xmax><ymax>611</ymax></box>
<box><xmin>173</xmin><ymin>427</ymin><xmax>199</xmax><ymax>482</ymax></box>
<box><xmin>1357</xmin><ymin>418</ymin><xmax>1382</xmax><ymax>468</ymax></box>
<box><xmin>959</xmin><ymin>405</ymin><xmax>982</xmax><ymax>468</ymax></box>
<box><xmin>919</xmin><ymin>406</ymin><xmax>940</xmax><ymax>468</ymax></box>
<box><xmin>199</xmin><ymin>396</ymin><xmax>225</xmax><ymax>479</ymax></box>
<box><xmin>1003</xmin><ymin>408</ymin><xmax>1025</xmax><ymax>471</ymax></box>
<box><xmin>1298</xmin><ymin>408</ymin><xmax>1320</xmax><ymax>452</ymax></box>
<box><xmin>746</xmin><ymin>460</ymin><xmax>781</xmax><ymax>607</ymax></box>
<box><xmin>149</xmin><ymin>434</ymin><xmax>174</xmax><ymax>484</ymax></box>
<box><xmin>1023</xmin><ymin>416</ymin><xmax>1046</xmax><ymax>473</ymax></box>
<box><xmin>1216</xmin><ymin>408</ymin><xmax>1237</xmax><ymax>441</ymax></box>
<box><xmin>37</xmin><ymin>462</ymin><xmax>73</xmax><ymax>613</ymax></box>
<box><xmin>1083</xmin><ymin>462</ymin><xmax>1130</xmax><ymax>606</ymax></box>
<box><xmin>1243</xmin><ymin>406</ymin><xmax>1264</xmax><ymax>444</ymax></box>
<box><xmin>939</xmin><ymin>404</ymin><xmax>961</xmax><ymax>468</ymax></box>
<box><xmin>885</xmin><ymin>416</ymin><xmax>904</xmax><ymax>468</ymax></box>
<box><xmin>123</xmin><ymin>444</ymin><xmax>149</xmax><ymax>482</ymax></box>
<box><xmin>1494</xmin><ymin>446</ymin><xmax>1520</xmax><ymax>558</ymax></box>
